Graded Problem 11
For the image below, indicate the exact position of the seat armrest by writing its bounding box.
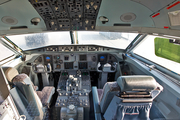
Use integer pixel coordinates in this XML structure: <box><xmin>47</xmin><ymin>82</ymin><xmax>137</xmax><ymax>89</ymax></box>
<box><xmin>92</xmin><ymin>86</ymin><xmax>101</xmax><ymax>113</ymax></box>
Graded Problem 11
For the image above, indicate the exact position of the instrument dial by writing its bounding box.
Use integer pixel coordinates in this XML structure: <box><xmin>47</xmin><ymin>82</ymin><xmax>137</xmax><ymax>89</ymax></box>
<box><xmin>59</xmin><ymin>60</ymin><xmax>63</xmax><ymax>64</ymax></box>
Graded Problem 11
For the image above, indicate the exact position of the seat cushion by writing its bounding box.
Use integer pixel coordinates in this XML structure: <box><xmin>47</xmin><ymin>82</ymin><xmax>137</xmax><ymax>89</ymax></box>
<box><xmin>36</xmin><ymin>86</ymin><xmax>55</xmax><ymax>106</ymax></box>
<box><xmin>100</xmin><ymin>82</ymin><xmax>120</xmax><ymax>113</ymax></box>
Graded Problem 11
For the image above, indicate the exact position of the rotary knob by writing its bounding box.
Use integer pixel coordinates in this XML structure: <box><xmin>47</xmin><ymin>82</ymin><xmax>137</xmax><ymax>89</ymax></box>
<box><xmin>69</xmin><ymin>104</ymin><xmax>75</xmax><ymax>111</ymax></box>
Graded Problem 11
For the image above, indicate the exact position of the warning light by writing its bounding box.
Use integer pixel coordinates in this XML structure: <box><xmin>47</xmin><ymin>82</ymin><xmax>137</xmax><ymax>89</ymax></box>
<box><xmin>152</xmin><ymin>13</ymin><xmax>160</xmax><ymax>18</ymax></box>
<box><xmin>167</xmin><ymin>1</ymin><xmax>180</xmax><ymax>10</ymax></box>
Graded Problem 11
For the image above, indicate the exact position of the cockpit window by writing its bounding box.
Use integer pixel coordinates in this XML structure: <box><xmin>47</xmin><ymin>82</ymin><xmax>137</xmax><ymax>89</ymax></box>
<box><xmin>76</xmin><ymin>31</ymin><xmax>138</xmax><ymax>49</ymax></box>
<box><xmin>0</xmin><ymin>42</ymin><xmax>15</xmax><ymax>61</ymax></box>
<box><xmin>6</xmin><ymin>31</ymin><xmax>138</xmax><ymax>50</ymax></box>
<box><xmin>6</xmin><ymin>32</ymin><xmax>71</xmax><ymax>50</ymax></box>
<box><xmin>133</xmin><ymin>35</ymin><xmax>180</xmax><ymax>74</ymax></box>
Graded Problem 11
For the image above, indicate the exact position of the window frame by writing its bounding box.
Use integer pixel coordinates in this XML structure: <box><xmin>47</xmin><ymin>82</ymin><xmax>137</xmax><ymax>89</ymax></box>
<box><xmin>0</xmin><ymin>37</ymin><xmax>22</xmax><ymax>64</ymax></box>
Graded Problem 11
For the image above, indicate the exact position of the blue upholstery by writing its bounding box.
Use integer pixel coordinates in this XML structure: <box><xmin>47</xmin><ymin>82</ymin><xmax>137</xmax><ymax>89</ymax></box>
<box><xmin>92</xmin><ymin>87</ymin><xmax>101</xmax><ymax>113</ymax></box>
<box><xmin>95</xmin><ymin>113</ymin><xmax>102</xmax><ymax>120</ymax></box>
<box><xmin>92</xmin><ymin>87</ymin><xmax>102</xmax><ymax>120</ymax></box>
<box><xmin>104</xmin><ymin>75</ymin><xmax>163</xmax><ymax>120</ymax></box>
<box><xmin>99</xmin><ymin>82</ymin><xmax>120</xmax><ymax>114</ymax></box>
<box><xmin>10</xmin><ymin>87</ymin><xmax>43</xmax><ymax>120</ymax></box>
<box><xmin>12</xmin><ymin>74</ymin><xmax>55</xmax><ymax>107</ymax></box>
<box><xmin>92</xmin><ymin>82</ymin><xmax>120</xmax><ymax>120</ymax></box>
<box><xmin>104</xmin><ymin>95</ymin><xmax>152</xmax><ymax>120</ymax></box>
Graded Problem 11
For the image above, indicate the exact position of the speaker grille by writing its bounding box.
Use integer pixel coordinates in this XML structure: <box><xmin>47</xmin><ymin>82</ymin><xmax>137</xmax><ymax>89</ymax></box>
<box><xmin>120</xmin><ymin>13</ymin><xmax>136</xmax><ymax>22</ymax></box>
<box><xmin>1</xmin><ymin>16</ymin><xmax>18</xmax><ymax>25</ymax></box>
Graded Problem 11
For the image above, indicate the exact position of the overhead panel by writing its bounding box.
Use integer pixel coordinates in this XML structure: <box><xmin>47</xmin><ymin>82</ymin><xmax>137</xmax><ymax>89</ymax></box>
<box><xmin>29</xmin><ymin>0</ymin><xmax>102</xmax><ymax>31</ymax></box>
<box><xmin>96</xmin><ymin>0</ymin><xmax>154</xmax><ymax>28</ymax></box>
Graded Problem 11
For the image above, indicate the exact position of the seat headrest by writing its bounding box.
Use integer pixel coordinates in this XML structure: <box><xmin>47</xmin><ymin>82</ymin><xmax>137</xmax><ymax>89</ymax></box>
<box><xmin>12</xmin><ymin>74</ymin><xmax>32</xmax><ymax>85</ymax></box>
<box><xmin>3</xmin><ymin>67</ymin><xmax>19</xmax><ymax>82</ymax></box>
<box><xmin>12</xmin><ymin>74</ymin><xmax>36</xmax><ymax>94</ymax></box>
<box><xmin>117</xmin><ymin>75</ymin><xmax>157</xmax><ymax>92</ymax></box>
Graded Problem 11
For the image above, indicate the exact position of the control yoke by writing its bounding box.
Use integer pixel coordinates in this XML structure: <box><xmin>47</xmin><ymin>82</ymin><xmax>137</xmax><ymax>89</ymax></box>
<box><xmin>97</xmin><ymin>62</ymin><xmax>117</xmax><ymax>72</ymax></box>
<box><xmin>32</xmin><ymin>63</ymin><xmax>52</xmax><ymax>73</ymax></box>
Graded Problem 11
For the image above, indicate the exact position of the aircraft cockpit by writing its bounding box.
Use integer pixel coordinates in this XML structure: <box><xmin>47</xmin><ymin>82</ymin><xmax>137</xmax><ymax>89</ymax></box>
<box><xmin>1</xmin><ymin>0</ymin><xmax>180</xmax><ymax>120</ymax></box>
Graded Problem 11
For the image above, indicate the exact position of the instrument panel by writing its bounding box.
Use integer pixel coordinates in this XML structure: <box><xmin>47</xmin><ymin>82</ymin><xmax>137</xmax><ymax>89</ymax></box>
<box><xmin>34</xmin><ymin>53</ymin><xmax>117</xmax><ymax>71</ymax></box>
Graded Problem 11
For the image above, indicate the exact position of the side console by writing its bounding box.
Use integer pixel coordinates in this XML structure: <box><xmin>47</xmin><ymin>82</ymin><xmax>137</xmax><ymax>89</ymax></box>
<box><xmin>55</xmin><ymin>70</ymin><xmax>91</xmax><ymax>120</ymax></box>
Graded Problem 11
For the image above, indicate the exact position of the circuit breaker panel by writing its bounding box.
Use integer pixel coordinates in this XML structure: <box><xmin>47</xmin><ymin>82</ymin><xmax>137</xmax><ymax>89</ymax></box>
<box><xmin>29</xmin><ymin>0</ymin><xmax>102</xmax><ymax>31</ymax></box>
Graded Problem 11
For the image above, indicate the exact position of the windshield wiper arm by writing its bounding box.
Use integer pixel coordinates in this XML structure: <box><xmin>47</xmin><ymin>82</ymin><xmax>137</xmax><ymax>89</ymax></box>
<box><xmin>70</xmin><ymin>31</ymin><xmax>75</xmax><ymax>44</ymax></box>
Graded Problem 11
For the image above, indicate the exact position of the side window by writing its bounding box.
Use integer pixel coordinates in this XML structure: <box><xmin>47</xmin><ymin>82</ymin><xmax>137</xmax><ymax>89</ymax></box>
<box><xmin>133</xmin><ymin>35</ymin><xmax>180</xmax><ymax>74</ymax></box>
<box><xmin>0</xmin><ymin>42</ymin><xmax>15</xmax><ymax>61</ymax></box>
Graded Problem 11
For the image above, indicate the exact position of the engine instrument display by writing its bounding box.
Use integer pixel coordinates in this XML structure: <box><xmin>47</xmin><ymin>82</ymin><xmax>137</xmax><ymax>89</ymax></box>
<box><xmin>64</xmin><ymin>62</ymin><xmax>73</xmax><ymax>69</ymax></box>
<box><xmin>79</xmin><ymin>62</ymin><xmax>88</xmax><ymax>69</ymax></box>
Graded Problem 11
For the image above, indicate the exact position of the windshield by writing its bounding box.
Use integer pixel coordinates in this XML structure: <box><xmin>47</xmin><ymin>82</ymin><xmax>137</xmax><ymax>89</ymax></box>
<box><xmin>7</xmin><ymin>32</ymin><xmax>71</xmax><ymax>50</ymax></box>
<box><xmin>77</xmin><ymin>31</ymin><xmax>138</xmax><ymax>49</ymax></box>
<box><xmin>6</xmin><ymin>31</ymin><xmax>138</xmax><ymax>50</ymax></box>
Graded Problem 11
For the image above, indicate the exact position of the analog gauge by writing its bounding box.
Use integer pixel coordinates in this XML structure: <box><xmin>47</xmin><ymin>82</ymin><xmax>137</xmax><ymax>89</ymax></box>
<box><xmin>56</xmin><ymin>64</ymin><xmax>61</xmax><ymax>69</ymax></box>
<box><xmin>56</xmin><ymin>55</ymin><xmax>60</xmax><ymax>59</ymax></box>
<box><xmin>92</xmin><ymin>56</ymin><xmax>96</xmax><ymax>62</ymax></box>
<box><xmin>59</xmin><ymin>60</ymin><xmax>63</xmax><ymax>64</ymax></box>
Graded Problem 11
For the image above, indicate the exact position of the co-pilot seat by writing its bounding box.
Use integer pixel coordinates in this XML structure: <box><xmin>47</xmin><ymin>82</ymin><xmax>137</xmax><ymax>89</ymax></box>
<box><xmin>92</xmin><ymin>75</ymin><xmax>163</xmax><ymax>120</ymax></box>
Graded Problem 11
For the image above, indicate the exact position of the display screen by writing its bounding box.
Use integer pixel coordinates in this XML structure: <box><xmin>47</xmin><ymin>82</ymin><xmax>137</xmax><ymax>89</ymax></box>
<box><xmin>46</xmin><ymin>56</ymin><xmax>51</xmax><ymax>62</ymax></box>
<box><xmin>98</xmin><ymin>55</ymin><xmax>107</xmax><ymax>63</ymax></box>
<box><xmin>79</xmin><ymin>55</ymin><xmax>87</xmax><ymax>61</ymax></box>
<box><xmin>79</xmin><ymin>62</ymin><xmax>88</xmax><ymax>69</ymax></box>
<box><xmin>64</xmin><ymin>62</ymin><xmax>73</xmax><ymax>69</ymax></box>
<box><xmin>64</xmin><ymin>56</ymin><xmax>69</xmax><ymax>60</ymax></box>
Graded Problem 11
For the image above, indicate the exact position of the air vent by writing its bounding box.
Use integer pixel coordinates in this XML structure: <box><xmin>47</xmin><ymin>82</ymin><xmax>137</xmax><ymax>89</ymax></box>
<box><xmin>10</xmin><ymin>26</ymin><xmax>27</xmax><ymax>29</ymax></box>
<box><xmin>114</xmin><ymin>23</ymin><xmax>131</xmax><ymax>26</ymax></box>
<box><xmin>120</xmin><ymin>13</ymin><xmax>136</xmax><ymax>22</ymax></box>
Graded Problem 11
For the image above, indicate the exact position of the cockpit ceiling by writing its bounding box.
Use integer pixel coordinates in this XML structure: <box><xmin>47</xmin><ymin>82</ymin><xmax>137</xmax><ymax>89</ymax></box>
<box><xmin>0</xmin><ymin>0</ymin><xmax>180</xmax><ymax>36</ymax></box>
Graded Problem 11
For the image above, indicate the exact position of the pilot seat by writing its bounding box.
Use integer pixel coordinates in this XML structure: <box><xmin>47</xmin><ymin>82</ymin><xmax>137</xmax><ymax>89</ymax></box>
<box><xmin>92</xmin><ymin>75</ymin><xmax>163</xmax><ymax>120</ymax></box>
